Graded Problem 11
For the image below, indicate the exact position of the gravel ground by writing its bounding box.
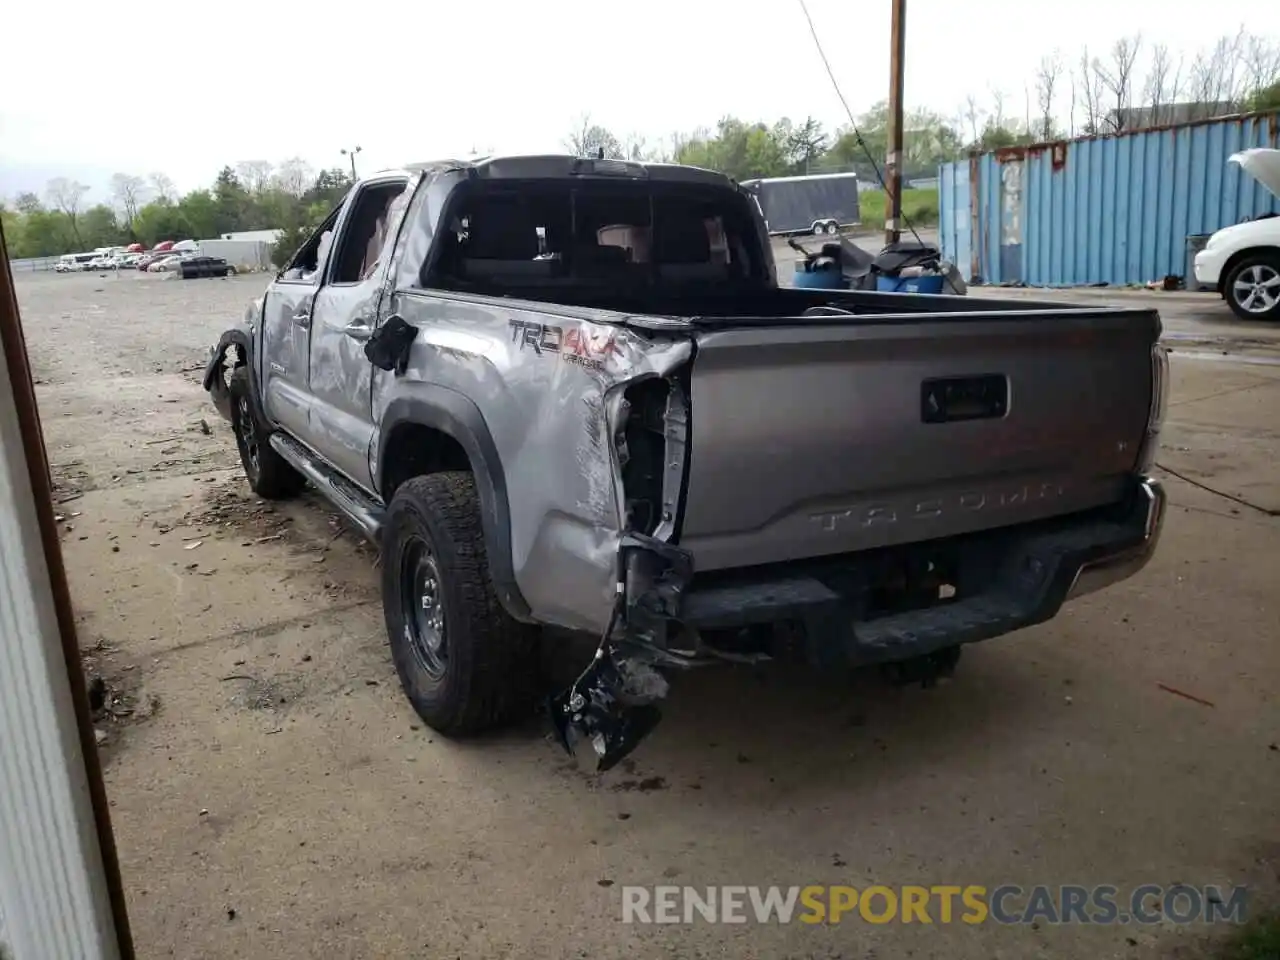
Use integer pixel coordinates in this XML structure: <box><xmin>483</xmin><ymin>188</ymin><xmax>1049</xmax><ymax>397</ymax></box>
<box><xmin>13</xmin><ymin>267</ymin><xmax>1280</xmax><ymax>960</ymax></box>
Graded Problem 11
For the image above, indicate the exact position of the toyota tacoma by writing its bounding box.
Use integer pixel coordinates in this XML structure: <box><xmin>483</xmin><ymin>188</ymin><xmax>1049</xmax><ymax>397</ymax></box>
<box><xmin>204</xmin><ymin>155</ymin><xmax>1168</xmax><ymax>770</ymax></box>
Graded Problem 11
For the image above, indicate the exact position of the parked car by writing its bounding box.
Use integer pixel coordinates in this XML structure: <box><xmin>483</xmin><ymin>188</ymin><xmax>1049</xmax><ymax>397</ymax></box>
<box><xmin>147</xmin><ymin>254</ymin><xmax>186</xmax><ymax>273</ymax></box>
<box><xmin>1194</xmin><ymin>148</ymin><xmax>1280</xmax><ymax>321</ymax></box>
<box><xmin>135</xmin><ymin>252</ymin><xmax>169</xmax><ymax>271</ymax></box>
<box><xmin>178</xmin><ymin>255</ymin><xmax>236</xmax><ymax>279</ymax></box>
<box><xmin>204</xmin><ymin>156</ymin><xmax>1168</xmax><ymax>771</ymax></box>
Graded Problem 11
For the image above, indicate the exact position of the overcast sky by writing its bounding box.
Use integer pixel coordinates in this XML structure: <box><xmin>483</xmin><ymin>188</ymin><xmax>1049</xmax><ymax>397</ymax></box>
<box><xmin>2</xmin><ymin>0</ymin><xmax>1276</xmax><ymax>201</ymax></box>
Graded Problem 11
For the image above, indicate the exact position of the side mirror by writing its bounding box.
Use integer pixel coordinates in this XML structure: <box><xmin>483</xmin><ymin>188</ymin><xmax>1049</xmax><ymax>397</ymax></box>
<box><xmin>364</xmin><ymin>314</ymin><xmax>417</xmax><ymax>375</ymax></box>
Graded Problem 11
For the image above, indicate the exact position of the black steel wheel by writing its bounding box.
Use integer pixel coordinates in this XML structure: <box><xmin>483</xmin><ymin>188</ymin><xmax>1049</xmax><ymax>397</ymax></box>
<box><xmin>382</xmin><ymin>472</ymin><xmax>537</xmax><ymax>735</ymax></box>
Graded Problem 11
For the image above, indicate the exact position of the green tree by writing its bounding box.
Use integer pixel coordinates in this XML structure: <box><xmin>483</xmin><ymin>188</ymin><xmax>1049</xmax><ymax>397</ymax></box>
<box><xmin>19</xmin><ymin>207</ymin><xmax>74</xmax><ymax>256</ymax></box>
<box><xmin>45</xmin><ymin>177</ymin><xmax>89</xmax><ymax>247</ymax></box>
<box><xmin>133</xmin><ymin>199</ymin><xmax>191</xmax><ymax>247</ymax></box>
<box><xmin>178</xmin><ymin>190</ymin><xmax>220</xmax><ymax>240</ymax></box>
<box><xmin>213</xmin><ymin>166</ymin><xmax>248</xmax><ymax>234</ymax></box>
<box><xmin>304</xmin><ymin>168</ymin><xmax>353</xmax><ymax>209</ymax></box>
<box><xmin>1245</xmin><ymin>81</ymin><xmax>1280</xmax><ymax>112</ymax></box>
<box><xmin>80</xmin><ymin>204</ymin><xmax>124</xmax><ymax>248</ymax></box>
<box><xmin>825</xmin><ymin>102</ymin><xmax>964</xmax><ymax>181</ymax></box>
<box><xmin>1</xmin><ymin>204</ymin><xmax>26</xmax><ymax>256</ymax></box>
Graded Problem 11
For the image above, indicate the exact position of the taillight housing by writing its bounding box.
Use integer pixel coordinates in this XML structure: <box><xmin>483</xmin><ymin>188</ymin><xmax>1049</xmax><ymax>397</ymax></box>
<box><xmin>1135</xmin><ymin>343</ymin><xmax>1169</xmax><ymax>475</ymax></box>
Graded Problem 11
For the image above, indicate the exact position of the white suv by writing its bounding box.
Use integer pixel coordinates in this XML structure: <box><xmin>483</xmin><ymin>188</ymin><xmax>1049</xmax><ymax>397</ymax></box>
<box><xmin>1194</xmin><ymin>148</ymin><xmax>1280</xmax><ymax>321</ymax></box>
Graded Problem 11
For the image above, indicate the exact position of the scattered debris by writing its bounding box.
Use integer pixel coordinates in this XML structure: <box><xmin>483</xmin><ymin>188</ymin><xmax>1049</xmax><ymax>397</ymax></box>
<box><xmin>1157</xmin><ymin>683</ymin><xmax>1215</xmax><ymax>708</ymax></box>
<box><xmin>220</xmin><ymin>674</ymin><xmax>255</xmax><ymax>683</ymax></box>
<box><xmin>184</xmin><ymin>541</ymin><xmax>203</xmax><ymax>550</ymax></box>
<box><xmin>199</xmin><ymin>419</ymin><xmax>212</xmax><ymax>436</ymax></box>
<box><xmin>94</xmin><ymin>728</ymin><xmax>108</xmax><ymax>746</ymax></box>
<box><xmin>609</xmin><ymin>777</ymin><xmax>668</xmax><ymax>793</ymax></box>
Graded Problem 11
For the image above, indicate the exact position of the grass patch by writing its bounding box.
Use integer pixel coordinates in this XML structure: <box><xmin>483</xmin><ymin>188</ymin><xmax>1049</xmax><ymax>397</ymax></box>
<box><xmin>1219</xmin><ymin>910</ymin><xmax>1280</xmax><ymax>960</ymax></box>
<box><xmin>858</xmin><ymin>187</ymin><xmax>939</xmax><ymax>231</ymax></box>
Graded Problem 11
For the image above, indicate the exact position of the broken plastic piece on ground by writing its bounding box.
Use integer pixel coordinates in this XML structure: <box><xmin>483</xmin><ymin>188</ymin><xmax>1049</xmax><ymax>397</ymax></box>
<box><xmin>549</xmin><ymin>645</ymin><xmax>668</xmax><ymax>773</ymax></box>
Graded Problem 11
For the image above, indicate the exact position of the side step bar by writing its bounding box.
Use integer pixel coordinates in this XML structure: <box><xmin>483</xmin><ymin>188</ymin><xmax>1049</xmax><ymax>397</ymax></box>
<box><xmin>269</xmin><ymin>433</ymin><xmax>385</xmax><ymax>542</ymax></box>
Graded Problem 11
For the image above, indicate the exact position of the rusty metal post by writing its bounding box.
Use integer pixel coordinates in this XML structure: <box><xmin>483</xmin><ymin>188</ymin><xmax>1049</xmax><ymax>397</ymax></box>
<box><xmin>885</xmin><ymin>0</ymin><xmax>907</xmax><ymax>247</ymax></box>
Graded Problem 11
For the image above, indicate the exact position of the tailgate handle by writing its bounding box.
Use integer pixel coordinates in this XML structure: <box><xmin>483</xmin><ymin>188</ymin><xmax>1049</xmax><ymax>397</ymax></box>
<box><xmin>921</xmin><ymin>374</ymin><xmax>1008</xmax><ymax>423</ymax></box>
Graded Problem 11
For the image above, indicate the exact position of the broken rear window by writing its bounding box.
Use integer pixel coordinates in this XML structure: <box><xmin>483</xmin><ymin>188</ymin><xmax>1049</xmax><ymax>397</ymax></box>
<box><xmin>425</xmin><ymin>179</ymin><xmax>768</xmax><ymax>293</ymax></box>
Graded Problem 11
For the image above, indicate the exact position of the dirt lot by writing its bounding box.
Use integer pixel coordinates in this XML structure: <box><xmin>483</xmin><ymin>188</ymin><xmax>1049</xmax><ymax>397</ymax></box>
<box><xmin>14</xmin><ymin>268</ymin><xmax>1280</xmax><ymax>959</ymax></box>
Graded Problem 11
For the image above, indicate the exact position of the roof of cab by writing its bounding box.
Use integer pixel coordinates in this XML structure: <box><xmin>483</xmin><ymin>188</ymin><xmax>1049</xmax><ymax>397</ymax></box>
<box><xmin>387</xmin><ymin>154</ymin><xmax>737</xmax><ymax>189</ymax></box>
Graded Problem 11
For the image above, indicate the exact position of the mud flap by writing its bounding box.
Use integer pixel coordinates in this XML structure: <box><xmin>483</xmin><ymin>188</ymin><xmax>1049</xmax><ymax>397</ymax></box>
<box><xmin>549</xmin><ymin>533</ymin><xmax>693</xmax><ymax>772</ymax></box>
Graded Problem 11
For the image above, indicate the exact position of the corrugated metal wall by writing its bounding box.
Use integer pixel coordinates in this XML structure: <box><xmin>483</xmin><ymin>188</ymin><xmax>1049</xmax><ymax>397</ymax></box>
<box><xmin>939</xmin><ymin>112</ymin><xmax>1280</xmax><ymax>286</ymax></box>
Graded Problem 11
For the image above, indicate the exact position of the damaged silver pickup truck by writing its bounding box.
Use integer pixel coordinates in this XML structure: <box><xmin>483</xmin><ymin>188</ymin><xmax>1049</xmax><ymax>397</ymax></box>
<box><xmin>205</xmin><ymin>155</ymin><xmax>1168</xmax><ymax>770</ymax></box>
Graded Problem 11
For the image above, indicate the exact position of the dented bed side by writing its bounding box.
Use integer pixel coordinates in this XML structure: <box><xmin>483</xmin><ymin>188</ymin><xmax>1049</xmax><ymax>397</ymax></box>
<box><xmin>371</xmin><ymin>289</ymin><xmax>693</xmax><ymax>635</ymax></box>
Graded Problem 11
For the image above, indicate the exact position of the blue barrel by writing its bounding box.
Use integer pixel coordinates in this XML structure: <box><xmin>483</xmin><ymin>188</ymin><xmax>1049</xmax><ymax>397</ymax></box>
<box><xmin>793</xmin><ymin>262</ymin><xmax>850</xmax><ymax>290</ymax></box>
<box><xmin>876</xmin><ymin>274</ymin><xmax>944</xmax><ymax>294</ymax></box>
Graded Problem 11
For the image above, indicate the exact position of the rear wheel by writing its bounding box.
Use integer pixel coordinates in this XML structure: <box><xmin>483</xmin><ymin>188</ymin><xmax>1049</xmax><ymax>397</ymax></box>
<box><xmin>228</xmin><ymin>367</ymin><xmax>305</xmax><ymax>499</ymax></box>
<box><xmin>382</xmin><ymin>473</ymin><xmax>538</xmax><ymax>735</ymax></box>
<box><xmin>825</xmin><ymin>221</ymin><xmax>840</xmax><ymax>236</ymax></box>
<box><xmin>812</xmin><ymin>222</ymin><xmax>826</xmax><ymax>236</ymax></box>
<box><xmin>1224</xmin><ymin>253</ymin><xmax>1280</xmax><ymax>321</ymax></box>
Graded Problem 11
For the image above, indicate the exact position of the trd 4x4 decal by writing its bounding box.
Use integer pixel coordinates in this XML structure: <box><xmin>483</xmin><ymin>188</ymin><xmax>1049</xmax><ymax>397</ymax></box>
<box><xmin>508</xmin><ymin>319</ymin><xmax>619</xmax><ymax>371</ymax></box>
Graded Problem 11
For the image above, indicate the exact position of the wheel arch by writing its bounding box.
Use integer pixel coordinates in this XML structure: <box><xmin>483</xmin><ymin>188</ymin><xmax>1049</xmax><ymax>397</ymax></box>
<box><xmin>376</xmin><ymin>388</ymin><xmax>531</xmax><ymax>621</ymax></box>
<box><xmin>1218</xmin><ymin>245</ymin><xmax>1280</xmax><ymax>296</ymax></box>
<box><xmin>204</xmin><ymin>329</ymin><xmax>256</xmax><ymax>421</ymax></box>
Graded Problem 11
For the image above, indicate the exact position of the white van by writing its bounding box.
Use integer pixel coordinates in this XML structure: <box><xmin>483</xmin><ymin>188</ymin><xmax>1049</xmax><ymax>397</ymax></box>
<box><xmin>55</xmin><ymin>253</ymin><xmax>97</xmax><ymax>273</ymax></box>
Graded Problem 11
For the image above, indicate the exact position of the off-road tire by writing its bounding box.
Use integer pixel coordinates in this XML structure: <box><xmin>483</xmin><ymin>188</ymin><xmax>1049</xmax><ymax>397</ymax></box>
<box><xmin>382</xmin><ymin>472</ymin><xmax>538</xmax><ymax>735</ymax></box>
<box><xmin>1224</xmin><ymin>252</ymin><xmax>1280</xmax><ymax>321</ymax></box>
<box><xmin>228</xmin><ymin>366</ymin><xmax>305</xmax><ymax>499</ymax></box>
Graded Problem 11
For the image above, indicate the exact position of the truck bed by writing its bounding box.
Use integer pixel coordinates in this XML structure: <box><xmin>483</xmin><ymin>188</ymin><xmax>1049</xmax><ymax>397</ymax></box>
<box><xmin>474</xmin><ymin>281</ymin><xmax>1161</xmax><ymax>577</ymax></box>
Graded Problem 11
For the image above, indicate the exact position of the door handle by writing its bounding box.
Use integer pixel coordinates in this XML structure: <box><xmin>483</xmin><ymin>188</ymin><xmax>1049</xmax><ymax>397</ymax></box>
<box><xmin>292</xmin><ymin>310</ymin><xmax>311</xmax><ymax>328</ymax></box>
<box><xmin>343</xmin><ymin>319</ymin><xmax>373</xmax><ymax>342</ymax></box>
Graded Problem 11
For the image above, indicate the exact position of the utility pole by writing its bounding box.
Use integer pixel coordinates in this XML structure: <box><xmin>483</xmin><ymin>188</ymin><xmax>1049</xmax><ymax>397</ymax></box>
<box><xmin>340</xmin><ymin>145</ymin><xmax>362</xmax><ymax>180</ymax></box>
<box><xmin>885</xmin><ymin>0</ymin><xmax>907</xmax><ymax>247</ymax></box>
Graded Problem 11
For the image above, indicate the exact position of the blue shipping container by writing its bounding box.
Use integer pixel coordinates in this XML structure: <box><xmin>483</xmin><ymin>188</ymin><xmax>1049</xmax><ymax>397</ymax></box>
<box><xmin>938</xmin><ymin>112</ymin><xmax>1280</xmax><ymax>287</ymax></box>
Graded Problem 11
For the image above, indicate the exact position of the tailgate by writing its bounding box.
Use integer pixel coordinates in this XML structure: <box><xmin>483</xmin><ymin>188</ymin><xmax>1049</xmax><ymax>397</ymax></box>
<box><xmin>679</xmin><ymin>312</ymin><xmax>1158</xmax><ymax>571</ymax></box>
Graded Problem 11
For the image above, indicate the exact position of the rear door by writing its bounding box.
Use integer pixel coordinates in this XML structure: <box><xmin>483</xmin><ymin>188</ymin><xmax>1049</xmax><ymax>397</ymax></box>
<box><xmin>678</xmin><ymin>311</ymin><xmax>1158</xmax><ymax>571</ymax></box>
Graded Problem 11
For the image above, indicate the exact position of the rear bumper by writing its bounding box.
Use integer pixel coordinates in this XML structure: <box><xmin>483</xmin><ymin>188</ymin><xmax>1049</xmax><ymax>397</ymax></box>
<box><xmin>671</xmin><ymin>478</ymin><xmax>1166</xmax><ymax>667</ymax></box>
<box><xmin>1064</xmin><ymin>479</ymin><xmax>1164</xmax><ymax>601</ymax></box>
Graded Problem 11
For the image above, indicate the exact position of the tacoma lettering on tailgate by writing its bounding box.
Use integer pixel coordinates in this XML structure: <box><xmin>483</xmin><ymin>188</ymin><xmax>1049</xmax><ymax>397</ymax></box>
<box><xmin>810</xmin><ymin>482</ymin><xmax>1067</xmax><ymax>532</ymax></box>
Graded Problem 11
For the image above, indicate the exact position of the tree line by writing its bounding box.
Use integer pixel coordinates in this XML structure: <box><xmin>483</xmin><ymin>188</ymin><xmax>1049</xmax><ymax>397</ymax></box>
<box><xmin>4</xmin><ymin>29</ymin><xmax>1277</xmax><ymax>261</ymax></box>
<box><xmin>573</xmin><ymin>28</ymin><xmax>1280</xmax><ymax>181</ymax></box>
<box><xmin>1</xmin><ymin>159</ymin><xmax>351</xmax><ymax>262</ymax></box>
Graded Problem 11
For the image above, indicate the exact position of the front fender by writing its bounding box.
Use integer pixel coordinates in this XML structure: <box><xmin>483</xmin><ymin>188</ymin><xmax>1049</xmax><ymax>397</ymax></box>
<box><xmin>375</xmin><ymin>386</ymin><xmax>530</xmax><ymax>621</ymax></box>
<box><xmin>203</xmin><ymin>297</ymin><xmax>265</xmax><ymax>421</ymax></box>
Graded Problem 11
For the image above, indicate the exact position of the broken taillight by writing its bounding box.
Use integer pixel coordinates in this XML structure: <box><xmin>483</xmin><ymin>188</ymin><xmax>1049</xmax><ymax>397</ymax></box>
<box><xmin>1135</xmin><ymin>343</ymin><xmax>1169</xmax><ymax>475</ymax></box>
